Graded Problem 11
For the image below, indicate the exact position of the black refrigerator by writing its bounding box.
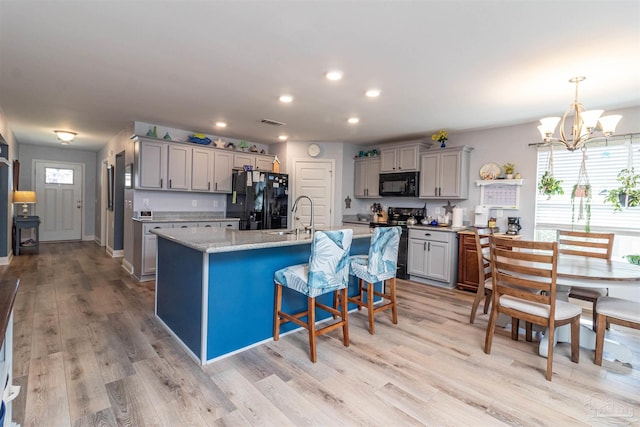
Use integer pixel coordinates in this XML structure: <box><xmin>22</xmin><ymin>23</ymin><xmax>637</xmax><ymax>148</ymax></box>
<box><xmin>226</xmin><ymin>170</ymin><xmax>289</xmax><ymax>230</ymax></box>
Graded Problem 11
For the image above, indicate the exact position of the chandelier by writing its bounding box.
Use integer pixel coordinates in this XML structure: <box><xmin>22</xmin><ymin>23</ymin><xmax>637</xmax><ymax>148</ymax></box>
<box><xmin>537</xmin><ymin>77</ymin><xmax>622</xmax><ymax>151</ymax></box>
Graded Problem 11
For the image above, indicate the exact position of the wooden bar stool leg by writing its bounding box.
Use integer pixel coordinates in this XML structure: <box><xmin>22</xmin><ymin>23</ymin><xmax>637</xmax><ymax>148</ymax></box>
<box><xmin>274</xmin><ymin>284</ymin><xmax>282</xmax><ymax>341</ymax></box>
<box><xmin>389</xmin><ymin>278</ymin><xmax>398</xmax><ymax>324</ymax></box>
<box><xmin>357</xmin><ymin>278</ymin><xmax>364</xmax><ymax>310</ymax></box>
<box><xmin>367</xmin><ymin>281</ymin><xmax>375</xmax><ymax>334</ymax></box>
<box><xmin>341</xmin><ymin>287</ymin><xmax>349</xmax><ymax>347</ymax></box>
<box><xmin>308</xmin><ymin>296</ymin><xmax>317</xmax><ymax>363</ymax></box>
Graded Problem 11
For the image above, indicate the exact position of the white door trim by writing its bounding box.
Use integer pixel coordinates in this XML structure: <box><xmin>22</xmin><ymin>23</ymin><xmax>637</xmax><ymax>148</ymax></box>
<box><xmin>100</xmin><ymin>158</ymin><xmax>108</xmax><ymax>247</ymax></box>
<box><xmin>291</xmin><ymin>158</ymin><xmax>335</xmax><ymax>228</ymax></box>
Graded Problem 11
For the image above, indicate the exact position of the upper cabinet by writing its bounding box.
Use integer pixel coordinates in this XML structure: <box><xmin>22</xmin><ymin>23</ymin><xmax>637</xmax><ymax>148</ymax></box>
<box><xmin>380</xmin><ymin>144</ymin><xmax>421</xmax><ymax>172</ymax></box>
<box><xmin>419</xmin><ymin>146</ymin><xmax>473</xmax><ymax>199</ymax></box>
<box><xmin>233</xmin><ymin>152</ymin><xmax>275</xmax><ymax>171</ymax></box>
<box><xmin>137</xmin><ymin>138</ymin><xmax>168</xmax><ymax>189</ymax></box>
<box><xmin>354</xmin><ymin>157</ymin><xmax>381</xmax><ymax>198</ymax></box>
<box><xmin>133</xmin><ymin>135</ymin><xmax>250</xmax><ymax>193</ymax></box>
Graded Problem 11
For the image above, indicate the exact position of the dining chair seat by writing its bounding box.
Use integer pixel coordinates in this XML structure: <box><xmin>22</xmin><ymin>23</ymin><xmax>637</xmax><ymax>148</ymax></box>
<box><xmin>273</xmin><ymin>229</ymin><xmax>353</xmax><ymax>363</ymax></box>
<box><xmin>344</xmin><ymin>226</ymin><xmax>401</xmax><ymax>335</ymax></box>
<box><xmin>594</xmin><ymin>296</ymin><xmax>640</xmax><ymax>365</ymax></box>
<box><xmin>500</xmin><ymin>296</ymin><xmax>582</xmax><ymax>320</ymax></box>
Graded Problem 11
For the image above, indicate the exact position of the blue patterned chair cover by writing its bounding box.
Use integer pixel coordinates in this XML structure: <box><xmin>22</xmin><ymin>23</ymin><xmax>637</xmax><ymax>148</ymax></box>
<box><xmin>349</xmin><ymin>226</ymin><xmax>401</xmax><ymax>283</ymax></box>
<box><xmin>274</xmin><ymin>229</ymin><xmax>353</xmax><ymax>298</ymax></box>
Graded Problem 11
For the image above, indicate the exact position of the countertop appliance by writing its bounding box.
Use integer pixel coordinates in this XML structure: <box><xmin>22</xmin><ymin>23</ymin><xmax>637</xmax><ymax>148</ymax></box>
<box><xmin>370</xmin><ymin>206</ymin><xmax>426</xmax><ymax>279</ymax></box>
<box><xmin>379</xmin><ymin>172</ymin><xmax>419</xmax><ymax>197</ymax></box>
<box><xmin>506</xmin><ymin>216</ymin><xmax>521</xmax><ymax>235</ymax></box>
<box><xmin>226</xmin><ymin>171</ymin><xmax>289</xmax><ymax>230</ymax></box>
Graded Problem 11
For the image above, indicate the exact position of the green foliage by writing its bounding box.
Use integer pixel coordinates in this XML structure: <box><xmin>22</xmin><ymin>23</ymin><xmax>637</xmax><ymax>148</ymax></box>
<box><xmin>571</xmin><ymin>184</ymin><xmax>591</xmax><ymax>233</ymax></box>
<box><xmin>603</xmin><ymin>168</ymin><xmax>640</xmax><ymax>212</ymax></box>
<box><xmin>503</xmin><ymin>162</ymin><xmax>515</xmax><ymax>174</ymax></box>
<box><xmin>538</xmin><ymin>171</ymin><xmax>564</xmax><ymax>198</ymax></box>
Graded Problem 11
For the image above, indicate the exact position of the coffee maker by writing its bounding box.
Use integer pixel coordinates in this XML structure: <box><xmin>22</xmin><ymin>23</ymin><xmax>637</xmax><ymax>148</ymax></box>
<box><xmin>506</xmin><ymin>217</ymin><xmax>521</xmax><ymax>235</ymax></box>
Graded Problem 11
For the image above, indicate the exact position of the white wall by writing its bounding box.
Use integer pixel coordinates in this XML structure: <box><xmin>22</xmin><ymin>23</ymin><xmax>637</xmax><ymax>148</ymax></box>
<box><xmin>0</xmin><ymin>105</ymin><xmax>18</xmax><ymax>263</ymax></box>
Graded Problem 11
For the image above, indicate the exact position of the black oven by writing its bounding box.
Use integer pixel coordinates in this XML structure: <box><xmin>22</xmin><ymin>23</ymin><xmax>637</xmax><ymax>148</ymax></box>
<box><xmin>379</xmin><ymin>172</ymin><xmax>419</xmax><ymax>197</ymax></box>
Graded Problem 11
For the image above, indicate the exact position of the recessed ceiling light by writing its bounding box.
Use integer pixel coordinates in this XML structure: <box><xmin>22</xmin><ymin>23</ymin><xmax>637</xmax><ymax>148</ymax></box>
<box><xmin>365</xmin><ymin>89</ymin><xmax>381</xmax><ymax>98</ymax></box>
<box><xmin>54</xmin><ymin>130</ymin><xmax>77</xmax><ymax>143</ymax></box>
<box><xmin>279</xmin><ymin>95</ymin><xmax>293</xmax><ymax>103</ymax></box>
<box><xmin>215</xmin><ymin>122</ymin><xmax>227</xmax><ymax>128</ymax></box>
<box><xmin>278</xmin><ymin>135</ymin><xmax>288</xmax><ymax>141</ymax></box>
<box><xmin>347</xmin><ymin>117</ymin><xmax>360</xmax><ymax>124</ymax></box>
<box><xmin>325</xmin><ymin>71</ymin><xmax>343</xmax><ymax>81</ymax></box>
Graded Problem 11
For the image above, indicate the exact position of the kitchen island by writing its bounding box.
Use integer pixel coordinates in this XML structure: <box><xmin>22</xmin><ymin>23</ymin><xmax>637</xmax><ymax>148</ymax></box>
<box><xmin>152</xmin><ymin>225</ymin><xmax>373</xmax><ymax>364</ymax></box>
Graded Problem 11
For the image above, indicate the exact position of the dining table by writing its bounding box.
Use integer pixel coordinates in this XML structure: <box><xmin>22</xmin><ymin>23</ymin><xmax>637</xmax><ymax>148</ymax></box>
<box><xmin>538</xmin><ymin>255</ymin><xmax>640</xmax><ymax>362</ymax></box>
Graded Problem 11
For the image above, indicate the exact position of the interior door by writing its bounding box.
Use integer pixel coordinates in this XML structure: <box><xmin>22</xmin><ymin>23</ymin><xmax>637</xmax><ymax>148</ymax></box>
<box><xmin>34</xmin><ymin>160</ymin><xmax>83</xmax><ymax>241</ymax></box>
<box><xmin>293</xmin><ymin>160</ymin><xmax>334</xmax><ymax>229</ymax></box>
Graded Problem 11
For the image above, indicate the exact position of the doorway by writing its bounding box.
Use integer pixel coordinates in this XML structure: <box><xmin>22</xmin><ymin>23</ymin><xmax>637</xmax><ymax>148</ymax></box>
<box><xmin>34</xmin><ymin>160</ymin><xmax>83</xmax><ymax>241</ymax></box>
<box><xmin>292</xmin><ymin>160</ymin><xmax>335</xmax><ymax>229</ymax></box>
<box><xmin>113</xmin><ymin>152</ymin><xmax>125</xmax><ymax>251</ymax></box>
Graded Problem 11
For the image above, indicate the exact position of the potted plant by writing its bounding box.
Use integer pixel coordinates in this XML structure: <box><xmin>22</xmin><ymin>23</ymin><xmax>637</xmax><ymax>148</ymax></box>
<box><xmin>571</xmin><ymin>183</ymin><xmax>592</xmax><ymax>232</ymax></box>
<box><xmin>538</xmin><ymin>171</ymin><xmax>564</xmax><ymax>199</ymax></box>
<box><xmin>603</xmin><ymin>168</ymin><xmax>640</xmax><ymax>212</ymax></box>
<box><xmin>503</xmin><ymin>163</ymin><xmax>515</xmax><ymax>179</ymax></box>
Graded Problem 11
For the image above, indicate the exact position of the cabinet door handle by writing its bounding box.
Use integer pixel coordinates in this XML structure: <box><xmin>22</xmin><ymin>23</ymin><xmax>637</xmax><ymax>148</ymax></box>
<box><xmin>434</xmin><ymin>187</ymin><xmax>437</xmax><ymax>196</ymax></box>
<box><xmin>215</xmin><ymin>182</ymin><xmax>218</xmax><ymax>191</ymax></box>
<box><xmin>208</xmin><ymin>182</ymin><xmax>211</xmax><ymax>191</ymax></box>
<box><xmin>423</xmin><ymin>242</ymin><xmax>426</xmax><ymax>251</ymax></box>
<box><xmin>169</xmin><ymin>179</ymin><xmax>172</xmax><ymax>189</ymax></box>
<box><xmin>424</xmin><ymin>233</ymin><xmax>431</xmax><ymax>236</ymax></box>
<box><xmin>439</xmin><ymin>187</ymin><xmax>442</xmax><ymax>196</ymax></box>
<box><xmin>160</xmin><ymin>178</ymin><xmax>163</xmax><ymax>188</ymax></box>
<box><xmin>428</xmin><ymin>242</ymin><xmax>431</xmax><ymax>251</ymax></box>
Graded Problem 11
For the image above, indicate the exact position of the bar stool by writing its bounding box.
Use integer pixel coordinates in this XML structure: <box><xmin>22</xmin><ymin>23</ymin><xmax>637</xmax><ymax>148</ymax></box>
<box><xmin>346</xmin><ymin>226</ymin><xmax>401</xmax><ymax>334</ymax></box>
<box><xmin>273</xmin><ymin>229</ymin><xmax>353</xmax><ymax>363</ymax></box>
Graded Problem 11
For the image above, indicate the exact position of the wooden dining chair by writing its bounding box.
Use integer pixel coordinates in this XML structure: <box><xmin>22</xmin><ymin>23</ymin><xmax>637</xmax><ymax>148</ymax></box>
<box><xmin>594</xmin><ymin>296</ymin><xmax>640</xmax><ymax>365</ymax></box>
<box><xmin>469</xmin><ymin>227</ymin><xmax>494</xmax><ymax>324</ymax></box>
<box><xmin>484</xmin><ymin>236</ymin><xmax>582</xmax><ymax>381</ymax></box>
<box><xmin>556</xmin><ymin>230</ymin><xmax>614</xmax><ymax>330</ymax></box>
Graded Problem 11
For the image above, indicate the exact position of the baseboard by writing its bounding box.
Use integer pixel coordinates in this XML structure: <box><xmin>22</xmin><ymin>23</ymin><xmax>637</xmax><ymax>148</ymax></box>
<box><xmin>83</xmin><ymin>234</ymin><xmax>95</xmax><ymax>242</ymax></box>
<box><xmin>121</xmin><ymin>258</ymin><xmax>134</xmax><ymax>274</ymax></box>
<box><xmin>111</xmin><ymin>249</ymin><xmax>124</xmax><ymax>258</ymax></box>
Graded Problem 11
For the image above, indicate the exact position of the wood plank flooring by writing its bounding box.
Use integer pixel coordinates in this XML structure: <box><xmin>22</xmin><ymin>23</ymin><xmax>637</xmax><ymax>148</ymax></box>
<box><xmin>2</xmin><ymin>241</ymin><xmax>639</xmax><ymax>426</ymax></box>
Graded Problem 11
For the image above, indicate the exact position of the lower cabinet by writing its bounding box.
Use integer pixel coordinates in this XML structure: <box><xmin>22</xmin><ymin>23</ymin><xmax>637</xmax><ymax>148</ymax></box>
<box><xmin>407</xmin><ymin>228</ymin><xmax>458</xmax><ymax>288</ymax></box>
<box><xmin>134</xmin><ymin>220</ymin><xmax>240</xmax><ymax>281</ymax></box>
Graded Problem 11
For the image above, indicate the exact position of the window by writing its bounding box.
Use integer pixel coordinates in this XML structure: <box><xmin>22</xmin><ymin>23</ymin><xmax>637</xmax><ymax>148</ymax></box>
<box><xmin>535</xmin><ymin>138</ymin><xmax>640</xmax><ymax>258</ymax></box>
<box><xmin>45</xmin><ymin>167</ymin><xmax>74</xmax><ymax>185</ymax></box>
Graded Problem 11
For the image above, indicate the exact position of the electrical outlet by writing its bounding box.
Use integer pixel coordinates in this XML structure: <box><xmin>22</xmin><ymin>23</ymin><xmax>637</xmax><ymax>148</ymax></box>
<box><xmin>143</xmin><ymin>199</ymin><xmax>149</xmax><ymax>207</ymax></box>
<box><xmin>192</xmin><ymin>200</ymin><xmax>197</xmax><ymax>207</ymax></box>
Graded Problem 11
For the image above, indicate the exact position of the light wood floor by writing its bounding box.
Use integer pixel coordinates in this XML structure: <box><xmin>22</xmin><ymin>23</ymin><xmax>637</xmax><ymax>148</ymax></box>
<box><xmin>3</xmin><ymin>241</ymin><xmax>639</xmax><ymax>426</ymax></box>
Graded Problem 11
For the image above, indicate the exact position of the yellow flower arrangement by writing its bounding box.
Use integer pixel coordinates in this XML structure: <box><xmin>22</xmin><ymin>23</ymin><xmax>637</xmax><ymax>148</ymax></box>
<box><xmin>431</xmin><ymin>130</ymin><xmax>448</xmax><ymax>143</ymax></box>
<box><xmin>432</xmin><ymin>130</ymin><xmax>448</xmax><ymax>148</ymax></box>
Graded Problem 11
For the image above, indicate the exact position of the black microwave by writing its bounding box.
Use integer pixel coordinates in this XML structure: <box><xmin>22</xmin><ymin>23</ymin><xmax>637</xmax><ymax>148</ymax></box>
<box><xmin>379</xmin><ymin>172</ymin><xmax>419</xmax><ymax>197</ymax></box>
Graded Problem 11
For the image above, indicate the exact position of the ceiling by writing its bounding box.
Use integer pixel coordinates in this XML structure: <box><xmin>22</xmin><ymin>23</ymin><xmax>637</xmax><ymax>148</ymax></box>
<box><xmin>1</xmin><ymin>1</ymin><xmax>639</xmax><ymax>152</ymax></box>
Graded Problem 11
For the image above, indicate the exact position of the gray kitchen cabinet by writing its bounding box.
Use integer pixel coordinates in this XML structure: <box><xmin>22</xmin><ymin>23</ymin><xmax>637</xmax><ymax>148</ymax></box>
<box><xmin>407</xmin><ymin>228</ymin><xmax>458</xmax><ymax>287</ymax></box>
<box><xmin>135</xmin><ymin>222</ymin><xmax>174</xmax><ymax>279</ymax></box>
<box><xmin>354</xmin><ymin>157</ymin><xmax>381</xmax><ymax>198</ymax></box>
<box><xmin>233</xmin><ymin>152</ymin><xmax>275</xmax><ymax>171</ymax></box>
<box><xmin>419</xmin><ymin>146</ymin><xmax>472</xmax><ymax>199</ymax></box>
<box><xmin>192</xmin><ymin>149</ymin><xmax>233</xmax><ymax>193</ymax></box>
<box><xmin>136</xmin><ymin>138</ymin><xmax>168</xmax><ymax>189</ymax></box>
<box><xmin>167</xmin><ymin>144</ymin><xmax>192</xmax><ymax>190</ymax></box>
<box><xmin>380</xmin><ymin>144</ymin><xmax>420</xmax><ymax>172</ymax></box>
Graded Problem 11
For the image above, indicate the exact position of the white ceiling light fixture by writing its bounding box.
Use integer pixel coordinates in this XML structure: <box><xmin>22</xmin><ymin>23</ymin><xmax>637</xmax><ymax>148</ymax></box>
<box><xmin>347</xmin><ymin>117</ymin><xmax>360</xmax><ymax>124</ymax></box>
<box><xmin>325</xmin><ymin>70</ymin><xmax>343</xmax><ymax>81</ymax></box>
<box><xmin>215</xmin><ymin>121</ymin><xmax>227</xmax><ymax>128</ymax></box>
<box><xmin>54</xmin><ymin>130</ymin><xmax>77</xmax><ymax>144</ymax></box>
<box><xmin>278</xmin><ymin>135</ymin><xmax>288</xmax><ymax>141</ymax></box>
<box><xmin>537</xmin><ymin>76</ymin><xmax>622</xmax><ymax>152</ymax></box>
<box><xmin>365</xmin><ymin>89</ymin><xmax>381</xmax><ymax>98</ymax></box>
<box><xmin>279</xmin><ymin>94</ymin><xmax>293</xmax><ymax>103</ymax></box>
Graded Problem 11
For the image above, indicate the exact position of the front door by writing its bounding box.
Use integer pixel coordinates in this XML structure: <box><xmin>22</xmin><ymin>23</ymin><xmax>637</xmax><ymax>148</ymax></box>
<box><xmin>292</xmin><ymin>160</ymin><xmax>334</xmax><ymax>229</ymax></box>
<box><xmin>34</xmin><ymin>160</ymin><xmax>83</xmax><ymax>241</ymax></box>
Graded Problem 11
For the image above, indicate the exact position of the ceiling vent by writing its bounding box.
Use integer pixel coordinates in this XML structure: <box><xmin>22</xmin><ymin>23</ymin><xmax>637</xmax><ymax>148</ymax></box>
<box><xmin>260</xmin><ymin>118</ymin><xmax>286</xmax><ymax>127</ymax></box>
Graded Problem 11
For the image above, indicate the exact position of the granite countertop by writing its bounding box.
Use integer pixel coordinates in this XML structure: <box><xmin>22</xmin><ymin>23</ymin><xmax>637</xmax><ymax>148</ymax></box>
<box><xmin>152</xmin><ymin>225</ymin><xmax>373</xmax><ymax>254</ymax></box>
<box><xmin>407</xmin><ymin>224</ymin><xmax>469</xmax><ymax>233</ymax></box>
<box><xmin>0</xmin><ymin>278</ymin><xmax>20</xmax><ymax>344</ymax></box>
<box><xmin>133</xmin><ymin>216</ymin><xmax>239</xmax><ymax>223</ymax></box>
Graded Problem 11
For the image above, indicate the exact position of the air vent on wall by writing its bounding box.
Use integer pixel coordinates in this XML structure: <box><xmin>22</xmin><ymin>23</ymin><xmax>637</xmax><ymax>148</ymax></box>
<box><xmin>260</xmin><ymin>118</ymin><xmax>286</xmax><ymax>127</ymax></box>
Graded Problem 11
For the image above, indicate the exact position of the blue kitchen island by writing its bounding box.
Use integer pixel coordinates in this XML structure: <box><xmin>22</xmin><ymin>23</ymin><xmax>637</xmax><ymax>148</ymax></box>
<box><xmin>152</xmin><ymin>225</ymin><xmax>373</xmax><ymax>364</ymax></box>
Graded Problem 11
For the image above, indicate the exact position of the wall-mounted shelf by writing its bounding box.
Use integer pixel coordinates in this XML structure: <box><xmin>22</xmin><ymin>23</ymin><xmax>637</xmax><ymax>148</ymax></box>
<box><xmin>475</xmin><ymin>179</ymin><xmax>523</xmax><ymax>209</ymax></box>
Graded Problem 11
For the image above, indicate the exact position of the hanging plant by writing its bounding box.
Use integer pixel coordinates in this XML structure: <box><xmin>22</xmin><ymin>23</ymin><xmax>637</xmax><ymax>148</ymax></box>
<box><xmin>571</xmin><ymin>148</ymin><xmax>591</xmax><ymax>232</ymax></box>
<box><xmin>538</xmin><ymin>171</ymin><xmax>564</xmax><ymax>198</ymax></box>
<box><xmin>603</xmin><ymin>168</ymin><xmax>640</xmax><ymax>212</ymax></box>
<box><xmin>538</xmin><ymin>145</ymin><xmax>564</xmax><ymax>199</ymax></box>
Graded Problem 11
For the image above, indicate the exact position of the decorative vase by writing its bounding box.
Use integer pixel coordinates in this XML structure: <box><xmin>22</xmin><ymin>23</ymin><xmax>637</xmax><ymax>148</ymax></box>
<box><xmin>440</xmin><ymin>140</ymin><xmax>446</xmax><ymax>148</ymax></box>
<box><xmin>506</xmin><ymin>174</ymin><xmax>513</xmax><ymax>179</ymax></box>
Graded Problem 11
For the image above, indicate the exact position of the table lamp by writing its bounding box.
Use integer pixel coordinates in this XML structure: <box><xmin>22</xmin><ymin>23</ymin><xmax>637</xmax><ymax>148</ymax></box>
<box><xmin>13</xmin><ymin>191</ymin><xmax>36</xmax><ymax>217</ymax></box>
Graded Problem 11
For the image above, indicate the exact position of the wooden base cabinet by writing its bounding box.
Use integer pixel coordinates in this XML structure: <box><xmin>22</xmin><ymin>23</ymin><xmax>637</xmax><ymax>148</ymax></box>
<box><xmin>456</xmin><ymin>231</ymin><xmax>522</xmax><ymax>292</ymax></box>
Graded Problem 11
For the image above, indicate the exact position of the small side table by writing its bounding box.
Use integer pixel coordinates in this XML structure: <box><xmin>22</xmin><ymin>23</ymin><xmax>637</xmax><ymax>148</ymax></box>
<box><xmin>13</xmin><ymin>216</ymin><xmax>40</xmax><ymax>255</ymax></box>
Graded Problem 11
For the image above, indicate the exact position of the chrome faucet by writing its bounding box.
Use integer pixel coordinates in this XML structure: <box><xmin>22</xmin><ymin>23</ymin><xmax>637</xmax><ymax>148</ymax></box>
<box><xmin>292</xmin><ymin>195</ymin><xmax>314</xmax><ymax>234</ymax></box>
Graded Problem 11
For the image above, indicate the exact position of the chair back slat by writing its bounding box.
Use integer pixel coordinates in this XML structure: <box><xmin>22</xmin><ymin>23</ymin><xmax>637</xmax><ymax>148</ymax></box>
<box><xmin>474</xmin><ymin>227</ymin><xmax>493</xmax><ymax>282</ymax></box>
<box><xmin>556</xmin><ymin>230</ymin><xmax>614</xmax><ymax>260</ymax></box>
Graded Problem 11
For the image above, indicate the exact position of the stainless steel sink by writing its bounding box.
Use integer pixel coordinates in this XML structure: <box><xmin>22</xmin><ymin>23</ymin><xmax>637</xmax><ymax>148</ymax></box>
<box><xmin>265</xmin><ymin>229</ymin><xmax>299</xmax><ymax>236</ymax></box>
